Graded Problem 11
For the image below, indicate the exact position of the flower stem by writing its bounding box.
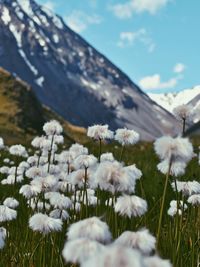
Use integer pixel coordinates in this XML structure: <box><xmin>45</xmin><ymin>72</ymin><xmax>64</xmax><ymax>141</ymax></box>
<box><xmin>182</xmin><ymin>118</ymin><xmax>186</xmax><ymax>136</ymax></box>
<box><xmin>119</xmin><ymin>145</ymin><xmax>125</xmax><ymax>162</ymax></box>
<box><xmin>98</xmin><ymin>139</ymin><xmax>102</xmax><ymax>162</ymax></box>
<box><xmin>156</xmin><ymin>160</ymin><xmax>172</xmax><ymax>249</ymax></box>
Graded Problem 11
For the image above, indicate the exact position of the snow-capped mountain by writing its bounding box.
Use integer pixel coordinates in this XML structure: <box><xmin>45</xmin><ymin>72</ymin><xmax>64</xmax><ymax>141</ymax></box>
<box><xmin>0</xmin><ymin>0</ymin><xmax>179</xmax><ymax>140</ymax></box>
<box><xmin>148</xmin><ymin>86</ymin><xmax>200</xmax><ymax>113</ymax></box>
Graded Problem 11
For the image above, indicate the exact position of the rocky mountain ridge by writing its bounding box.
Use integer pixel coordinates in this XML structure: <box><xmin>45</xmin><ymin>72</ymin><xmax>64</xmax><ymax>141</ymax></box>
<box><xmin>0</xmin><ymin>0</ymin><xmax>179</xmax><ymax>140</ymax></box>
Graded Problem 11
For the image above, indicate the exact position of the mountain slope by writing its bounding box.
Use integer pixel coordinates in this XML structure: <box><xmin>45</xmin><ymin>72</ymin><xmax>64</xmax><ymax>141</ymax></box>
<box><xmin>0</xmin><ymin>0</ymin><xmax>179</xmax><ymax>140</ymax></box>
<box><xmin>148</xmin><ymin>86</ymin><xmax>200</xmax><ymax>113</ymax></box>
<box><xmin>0</xmin><ymin>67</ymin><xmax>87</xmax><ymax>144</ymax></box>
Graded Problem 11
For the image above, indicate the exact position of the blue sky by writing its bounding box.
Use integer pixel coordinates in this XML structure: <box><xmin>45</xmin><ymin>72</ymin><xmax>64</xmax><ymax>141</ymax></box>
<box><xmin>36</xmin><ymin>0</ymin><xmax>200</xmax><ymax>93</ymax></box>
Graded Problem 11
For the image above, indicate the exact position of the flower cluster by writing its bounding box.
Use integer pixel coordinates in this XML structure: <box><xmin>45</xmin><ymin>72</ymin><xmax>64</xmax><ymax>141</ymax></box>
<box><xmin>154</xmin><ymin>136</ymin><xmax>194</xmax><ymax>176</ymax></box>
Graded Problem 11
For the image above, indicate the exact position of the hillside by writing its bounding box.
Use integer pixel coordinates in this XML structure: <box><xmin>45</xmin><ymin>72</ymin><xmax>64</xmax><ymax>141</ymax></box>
<box><xmin>0</xmin><ymin>67</ymin><xmax>87</xmax><ymax>144</ymax></box>
<box><xmin>0</xmin><ymin>0</ymin><xmax>179</xmax><ymax>140</ymax></box>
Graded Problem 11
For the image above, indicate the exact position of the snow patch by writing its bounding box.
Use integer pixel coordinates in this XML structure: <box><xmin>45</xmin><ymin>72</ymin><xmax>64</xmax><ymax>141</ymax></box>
<box><xmin>17</xmin><ymin>0</ymin><xmax>34</xmax><ymax>17</ymax></box>
<box><xmin>35</xmin><ymin>76</ymin><xmax>44</xmax><ymax>87</ymax></box>
<box><xmin>18</xmin><ymin>49</ymin><xmax>38</xmax><ymax>76</ymax></box>
<box><xmin>9</xmin><ymin>24</ymin><xmax>22</xmax><ymax>47</ymax></box>
<box><xmin>52</xmin><ymin>15</ymin><xmax>63</xmax><ymax>29</ymax></box>
<box><xmin>81</xmin><ymin>78</ymin><xmax>100</xmax><ymax>91</ymax></box>
<box><xmin>1</xmin><ymin>7</ymin><xmax>11</xmax><ymax>25</ymax></box>
<box><xmin>148</xmin><ymin>86</ymin><xmax>200</xmax><ymax>113</ymax></box>
<box><xmin>15</xmin><ymin>7</ymin><xmax>24</xmax><ymax>20</ymax></box>
<box><xmin>53</xmin><ymin>34</ymin><xmax>59</xmax><ymax>43</ymax></box>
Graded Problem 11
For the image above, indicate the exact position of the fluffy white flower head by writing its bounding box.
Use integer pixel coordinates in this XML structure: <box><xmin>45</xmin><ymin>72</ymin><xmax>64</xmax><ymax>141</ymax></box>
<box><xmin>87</xmin><ymin>124</ymin><xmax>114</xmax><ymax>140</ymax></box>
<box><xmin>69</xmin><ymin>143</ymin><xmax>88</xmax><ymax>157</ymax></box>
<box><xmin>115</xmin><ymin>228</ymin><xmax>156</xmax><ymax>255</ymax></box>
<box><xmin>173</xmin><ymin>104</ymin><xmax>192</xmax><ymax>121</ymax></box>
<box><xmin>0</xmin><ymin>227</ymin><xmax>7</xmax><ymax>249</ymax></box>
<box><xmin>115</xmin><ymin>128</ymin><xmax>139</xmax><ymax>145</ymax></box>
<box><xmin>0</xmin><ymin>137</ymin><xmax>4</xmax><ymax>149</ymax></box>
<box><xmin>3</xmin><ymin>198</ymin><xmax>19</xmax><ymax>209</ymax></box>
<box><xmin>29</xmin><ymin>213</ymin><xmax>62</xmax><ymax>234</ymax></box>
<box><xmin>188</xmin><ymin>194</ymin><xmax>200</xmax><ymax>205</ymax></box>
<box><xmin>62</xmin><ymin>238</ymin><xmax>105</xmax><ymax>264</ymax></box>
<box><xmin>73</xmin><ymin>154</ymin><xmax>97</xmax><ymax>169</ymax></box>
<box><xmin>154</xmin><ymin>136</ymin><xmax>193</xmax><ymax>163</ymax></box>
<box><xmin>0</xmin><ymin>205</ymin><xmax>17</xmax><ymax>222</ymax></box>
<box><xmin>82</xmin><ymin>245</ymin><xmax>143</xmax><ymax>267</ymax></box>
<box><xmin>9</xmin><ymin>145</ymin><xmax>28</xmax><ymax>157</ymax></box>
<box><xmin>172</xmin><ymin>180</ymin><xmax>200</xmax><ymax>196</ymax></box>
<box><xmin>43</xmin><ymin>120</ymin><xmax>63</xmax><ymax>135</ymax></box>
<box><xmin>114</xmin><ymin>195</ymin><xmax>147</xmax><ymax>218</ymax></box>
<box><xmin>67</xmin><ymin>217</ymin><xmax>112</xmax><ymax>244</ymax></box>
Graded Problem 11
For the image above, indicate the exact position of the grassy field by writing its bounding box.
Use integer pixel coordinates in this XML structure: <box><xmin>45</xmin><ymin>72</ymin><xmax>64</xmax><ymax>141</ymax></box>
<box><xmin>0</xmin><ymin>132</ymin><xmax>199</xmax><ymax>267</ymax></box>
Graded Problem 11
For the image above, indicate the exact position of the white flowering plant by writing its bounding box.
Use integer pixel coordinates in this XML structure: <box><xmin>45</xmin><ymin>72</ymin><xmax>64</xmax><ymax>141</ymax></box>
<box><xmin>0</xmin><ymin>120</ymin><xmax>199</xmax><ymax>267</ymax></box>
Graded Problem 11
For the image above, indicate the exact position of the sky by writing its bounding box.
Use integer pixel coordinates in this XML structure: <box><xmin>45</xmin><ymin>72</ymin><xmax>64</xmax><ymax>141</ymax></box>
<box><xmin>36</xmin><ymin>0</ymin><xmax>200</xmax><ymax>94</ymax></box>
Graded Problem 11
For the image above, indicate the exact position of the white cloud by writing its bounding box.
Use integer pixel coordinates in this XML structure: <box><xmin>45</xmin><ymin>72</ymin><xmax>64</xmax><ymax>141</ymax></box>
<box><xmin>42</xmin><ymin>1</ymin><xmax>56</xmax><ymax>11</ymax></box>
<box><xmin>118</xmin><ymin>28</ymin><xmax>155</xmax><ymax>52</ymax></box>
<box><xmin>139</xmin><ymin>74</ymin><xmax>180</xmax><ymax>90</ymax></box>
<box><xmin>173</xmin><ymin>63</ymin><xmax>186</xmax><ymax>73</ymax></box>
<box><xmin>110</xmin><ymin>0</ymin><xmax>170</xmax><ymax>19</ymax></box>
<box><xmin>65</xmin><ymin>11</ymin><xmax>102</xmax><ymax>33</ymax></box>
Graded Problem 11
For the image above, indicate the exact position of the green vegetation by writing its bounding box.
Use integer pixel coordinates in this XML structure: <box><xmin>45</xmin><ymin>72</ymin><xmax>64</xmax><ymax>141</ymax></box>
<box><xmin>0</xmin><ymin>68</ymin><xmax>87</xmax><ymax>145</ymax></box>
<box><xmin>0</xmin><ymin>137</ymin><xmax>199</xmax><ymax>267</ymax></box>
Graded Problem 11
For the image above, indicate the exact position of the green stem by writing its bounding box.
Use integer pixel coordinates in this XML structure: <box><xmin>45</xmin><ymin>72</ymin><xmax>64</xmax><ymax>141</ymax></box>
<box><xmin>156</xmin><ymin>160</ymin><xmax>172</xmax><ymax>249</ymax></box>
<box><xmin>48</xmin><ymin>133</ymin><xmax>55</xmax><ymax>173</ymax></box>
<box><xmin>98</xmin><ymin>139</ymin><xmax>102</xmax><ymax>162</ymax></box>
<box><xmin>182</xmin><ymin>118</ymin><xmax>186</xmax><ymax>136</ymax></box>
<box><xmin>119</xmin><ymin>145</ymin><xmax>125</xmax><ymax>162</ymax></box>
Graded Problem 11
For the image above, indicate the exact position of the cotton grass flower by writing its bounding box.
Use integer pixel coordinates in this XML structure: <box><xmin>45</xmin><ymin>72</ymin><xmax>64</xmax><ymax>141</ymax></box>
<box><xmin>43</xmin><ymin>120</ymin><xmax>63</xmax><ymax>135</ymax></box>
<box><xmin>154</xmin><ymin>136</ymin><xmax>193</xmax><ymax>163</ymax></box>
<box><xmin>9</xmin><ymin>144</ymin><xmax>28</xmax><ymax>157</ymax></box>
<box><xmin>0</xmin><ymin>166</ymin><xmax>9</xmax><ymax>174</ymax></box>
<box><xmin>29</xmin><ymin>200</ymin><xmax>51</xmax><ymax>211</ymax></box>
<box><xmin>31</xmin><ymin>136</ymin><xmax>46</xmax><ymax>148</ymax></box>
<box><xmin>144</xmin><ymin>256</ymin><xmax>172</xmax><ymax>267</ymax></box>
<box><xmin>173</xmin><ymin>104</ymin><xmax>192</xmax><ymax>120</ymax></box>
<box><xmin>26</xmin><ymin>166</ymin><xmax>44</xmax><ymax>179</ymax></box>
<box><xmin>49</xmin><ymin>209</ymin><xmax>69</xmax><ymax>220</ymax></box>
<box><xmin>0</xmin><ymin>137</ymin><xmax>4</xmax><ymax>149</ymax></box>
<box><xmin>100</xmin><ymin>152</ymin><xmax>115</xmax><ymax>162</ymax></box>
<box><xmin>167</xmin><ymin>207</ymin><xmax>182</xmax><ymax>217</ymax></box>
<box><xmin>115</xmin><ymin>195</ymin><xmax>147</xmax><ymax>218</ymax></box>
<box><xmin>49</xmin><ymin>193</ymin><xmax>72</xmax><ymax>210</ymax></box>
<box><xmin>29</xmin><ymin>213</ymin><xmax>62</xmax><ymax>234</ymax></box>
<box><xmin>73</xmin><ymin>154</ymin><xmax>97</xmax><ymax>169</ymax></box>
<box><xmin>67</xmin><ymin>217</ymin><xmax>112</xmax><ymax>244</ymax></box>
<box><xmin>0</xmin><ymin>227</ymin><xmax>7</xmax><ymax>249</ymax></box>
<box><xmin>68</xmin><ymin>169</ymin><xmax>87</xmax><ymax>188</ymax></box>
<box><xmin>3</xmin><ymin>198</ymin><xmax>19</xmax><ymax>209</ymax></box>
<box><xmin>19</xmin><ymin>184</ymin><xmax>42</xmax><ymax>199</ymax></box>
<box><xmin>62</xmin><ymin>238</ymin><xmax>105</xmax><ymax>264</ymax></box>
<box><xmin>115</xmin><ymin>128</ymin><xmax>140</xmax><ymax>145</ymax></box>
<box><xmin>94</xmin><ymin>161</ymin><xmax>138</xmax><ymax>194</ymax></box>
<box><xmin>115</xmin><ymin>228</ymin><xmax>156</xmax><ymax>255</ymax></box>
<box><xmin>157</xmin><ymin>160</ymin><xmax>186</xmax><ymax>176</ymax></box>
<box><xmin>1</xmin><ymin>175</ymin><xmax>23</xmax><ymax>185</ymax></box>
<box><xmin>171</xmin><ymin>180</ymin><xmax>200</xmax><ymax>196</ymax></box>
<box><xmin>69</xmin><ymin>143</ymin><xmax>88</xmax><ymax>157</ymax></box>
<box><xmin>0</xmin><ymin>205</ymin><xmax>17</xmax><ymax>222</ymax></box>
<box><xmin>82</xmin><ymin>245</ymin><xmax>144</xmax><ymax>267</ymax></box>
<box><xmin>187</xmin><ymin>194</ymin><xmax>200</xmax><ymax>205</ymax></box>
<box><xmin>58</xmin><ymin>150</ymin><xmax>75</xmax><ymax>164</ymax></box>
<box><xmin>87</xmin><ymin>124</ymin><xmax>113</xmax><ymax>140</ymax></box>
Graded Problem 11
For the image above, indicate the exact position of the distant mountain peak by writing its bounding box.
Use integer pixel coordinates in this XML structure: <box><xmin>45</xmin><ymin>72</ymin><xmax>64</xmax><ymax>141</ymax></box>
<box><xmin>148</xmin><ymin>86</ymin><xmax>200</xmax><ymax>113</ymax></box>
<box><xmin>0</xmin><ymin>0</ymin><xmax>180</xmax><ymax>140</ymax></box>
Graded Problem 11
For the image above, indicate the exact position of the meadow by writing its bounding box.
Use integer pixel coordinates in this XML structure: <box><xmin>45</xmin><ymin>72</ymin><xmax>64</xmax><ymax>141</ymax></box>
<box><xmin>0</xmin><ymin>121</ymin><xmax>199</xmax><ymax>267</ymax></box>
